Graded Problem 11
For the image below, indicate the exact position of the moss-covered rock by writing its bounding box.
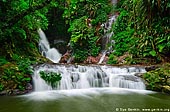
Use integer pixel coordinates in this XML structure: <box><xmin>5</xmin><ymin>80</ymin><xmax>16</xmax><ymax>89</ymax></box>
<box><xmin>0</xmin><ymin>62</ymin><xmax>31</xmax><ymax>95</ymax></box>
<box><xmin>162</xmin><ymin>86</ymin><xmax>170</xmax><ymax>94</ymax></box>
<box><xmin>143</xmin><ymin>63</ymin><xmax>170</xmax><ymax>94</ymax></box>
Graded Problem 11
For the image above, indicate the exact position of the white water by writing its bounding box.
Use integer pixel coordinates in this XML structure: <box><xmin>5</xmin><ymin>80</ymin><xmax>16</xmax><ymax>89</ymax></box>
<box><xmin>23</xmin><ymin>87</ymin><xmax>154</xmax><ymax>101</ymax></box>
<box><xmin>33</xmin><ymin>64</ymin><xmax>146</xmax><ymax>91</ymax></box>
<box><xmin>101</xmin><ymin>15</ymin><xmax>116</xmax><ymax>52</ymax></box>
<box><xmin>98</xmin><ymin>50</ymin><xmax>107</xmax><ymax>64</ymax></box>
<box><xmin>38</xmin><ymin>29</ymin><xmax>61</xmax><ymax>63</ymax></box>
<box><xmin>99</xmin><ymin>15</ymin><xmax>117</xmax><ymax>64</ymax></box>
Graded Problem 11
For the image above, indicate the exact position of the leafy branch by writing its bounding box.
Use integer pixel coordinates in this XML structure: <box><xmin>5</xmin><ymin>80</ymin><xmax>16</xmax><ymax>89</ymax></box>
<box><xmin>2</xmin><ymin>0</ymin><xmax>52</xmax><ymax>29</ymax></box>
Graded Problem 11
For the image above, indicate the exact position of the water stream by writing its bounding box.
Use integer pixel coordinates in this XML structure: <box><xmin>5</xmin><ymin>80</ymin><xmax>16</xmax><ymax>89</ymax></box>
<box><xmin>98</xmin><ymin>50</ymin><xmax>107</xmax><ymax>64</ymax></box>
<box><xmin>33</xmin><ymin>64</ymin><xmax>146</xmax><ymax>91</ymax></box>
<box><xmin>38</xmin><ymin>29</ymin><xmax>61</xmax><ymax>63</ymax></box>
<box><xmin>0</xmin><ymin>88</ymin><xmax>170</xmax><ymax>112</ymax></box>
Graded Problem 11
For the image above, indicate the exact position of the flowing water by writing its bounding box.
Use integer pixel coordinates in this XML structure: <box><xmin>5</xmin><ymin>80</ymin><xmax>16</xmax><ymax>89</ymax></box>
<box><xmin>101</xmin><ymin>15</ymin><xmax>116</xmax><ymax>53</ymax></box>
<box><xmin>33</xmin><ymin>64</ymin><xmax>146</xmax><ymax>91</ymax></box>
<box><xmin>38</xmin><ymin>29</ymin><xmax>61</xmax><ymax>63</ymax></box>
<box><xmin>99</xmin><ymin>15</ymin><xmax>116</xmax><ymax>64</ymax></box>
<box><xmin>0</xmin><ymin>88</ymin><xmax>170</xmax><ymax>112</ymax></box>
<box><xmin>0</xmin><ymin>64</ymin><xmax>170</xmax><ymax>112</ymax></box>
<box><xmin>98</xmin><ymin>50</ymin><xmax>107</xmax><ymax>64</ymax></box>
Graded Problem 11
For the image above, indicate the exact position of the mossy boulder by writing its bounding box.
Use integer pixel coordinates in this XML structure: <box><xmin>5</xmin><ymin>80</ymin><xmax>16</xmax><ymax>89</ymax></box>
<box><xmin>0</xmin><ymin>62</ymin><xmax>32</xmax><ymax>95</ymax></box>
<box><xmin>143</xmin><ymin>63</ymin><xmax>170</xmax><ymax>94</ymax></box>
<box><xmin>162</xmin><ymin>86</ymin><xmax>170</xmax><ymax>94</ymax></box>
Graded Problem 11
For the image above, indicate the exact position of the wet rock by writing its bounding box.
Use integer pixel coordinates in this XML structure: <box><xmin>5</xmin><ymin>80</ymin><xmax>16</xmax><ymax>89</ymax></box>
<box><xmin>167</xmin><ymin>78</ymin><xmax>170</xmax><ymax>85</ymax></box>
<box><xmin>0</xmin><ymin>82</ymin><xmax>33</xmax><ymax>96</ymax></box>
<box><xmin>84</xmin><ymin>56</ymin><xmax>99</xmax><ymax>64</ymax></box>
<box><xmin>162</xmin><ymin>86</ymin><xmax>170</xmax><ymax>94</ymax></box>
<box><xmin>0</xmin><ymin>90</ymin><xmax>7</xmax><ymax>96</ymax></box>
<box><xmin>59</xmin><ymin>51</ymin><xmax>71</xmax><ymax>63</ymax></box>
<box><xmin>84</xmin><ymin>53</ymin><xmax>108</xmax><ymax>64</ymax></box>
<box><xmin>26</xmin><ymin>83</ymin><xmax>33</xmax><ymax>90</ymax></box>
<box><xmin>134</xmin><ymin>73</ymin><xmax>144</xmax><ymax>78</ymax></box>
<box><xmin>120</xmin><ymin>75</ymin><xmax>140</xmax><ymax>82</ymax></box>
<box><xmin>71</xmin><ymin>73</ymin><xmax>80</xmax><ymax>82</ymax></box>
<box><xmin>145</xmin><ymin>65</ymin><xmax>159</xmax><ymax>72</ymax></box>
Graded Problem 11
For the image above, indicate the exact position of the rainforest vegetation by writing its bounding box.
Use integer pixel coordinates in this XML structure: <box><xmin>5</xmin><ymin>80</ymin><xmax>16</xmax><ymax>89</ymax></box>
<box><xmin>0</xmin><ymin>0</ymin><xmax>170</xmax><ymax>94</ymax></box>
<box><xmin>108</xmin><ymin>0</ymin><xmax>170</xmax><ymax>64</ymax></box>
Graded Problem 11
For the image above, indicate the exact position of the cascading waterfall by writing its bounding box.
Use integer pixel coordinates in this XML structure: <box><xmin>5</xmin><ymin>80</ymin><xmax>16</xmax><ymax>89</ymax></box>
<box><xmin>34</xmin><ymin>0</ymin><xmax>146</xmax><ymax>93</ymax></box>
<box><xmin>33</xmin><ymin>64</ymin><xmax>146</xmax><ymax>91</ymax></box>
<box><xmin>101</xmin><ymin>15</ymin><xmax>116</xmax><ymax>53</ymax></box>
<box><xmin>38</xmin><ymin>28</ymin><xmax>62</xmax><ymax>63</ymax></box>
<box><xmin>98</xmin><ymin>0</ymin><xmax>118</xmax><ymax>64</ymax></box>
<box><xmin>98</xmin><ymin>15</ymin><xmax>116</xmax><ymax>64</ymax></box>
<box><xmin>98</xmin><ymin>51</ymin><xmax>107</xmax><ymax>64</ymax></box>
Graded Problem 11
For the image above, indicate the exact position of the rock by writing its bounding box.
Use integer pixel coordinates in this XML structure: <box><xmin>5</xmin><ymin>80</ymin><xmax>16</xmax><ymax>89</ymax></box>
<box><xmin>162</xmin><ymin>86</ymin><xmax>170</xmax><ymax>94</ymax></box>
<box><xmin>134</xmin><ymin>73</ymin><xmax>144</xmax><ymax>78</ymax></box>
<box><xmin>121</xmin><ymin>75</ymin><xmax>140</xmax><ymax>82</ymax></box>
<box><xmin>0</xmin><ymin>90</ymin><xmax>7</xmax><ymax>96</ymax></box>
<box><xmin>145</xmin><ymin>65</ymin><xmax>159</xmax><ymax>72</ymax></box>
<box><xmin>59</xmin><ymin>51</ymin><xmax>71</xmax><ymax>63</ymax></box>
<box><xmin>84</xmin><ymin>53</ymin><xmax>108</xmax><ymax>64</ymax></box>
<box><xmin>0</xmin><ymin>82</ymin><xmax>33</xmax><ymax>96</ymax></box>
<box><xmin>71</xmin><ymin>73</ymin><xmax>80</xmax><ymax>82</ymax></box>
<box><xmin>117</xmin><ymin>52</ymin><xmax>131</xmax><ymax>64</ymax></box>
<box><xmin>84</xmin><ymin>56</ymin><xmax>99</xmax><ymax>64</ymax></box>
<box><xmin>26</xmin><ymin>83</ymin><xmax>33</xmax><ymax>90</ymax></box>
<box><xmin>167</xmin><ymin>78</ymin><xmax>170</xmax><ymax>85</ymax></box>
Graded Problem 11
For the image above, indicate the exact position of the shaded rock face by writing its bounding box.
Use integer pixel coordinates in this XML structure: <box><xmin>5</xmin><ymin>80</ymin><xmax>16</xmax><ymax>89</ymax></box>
<box><xmin>0</xmin><ymin>83</ymin><xmax>33</xmax><ymax>96</ymax></box>
<box><xmin>145</xmin><ymin>65</ymin><xmax>159</xmax><ymax>72</ymax></box>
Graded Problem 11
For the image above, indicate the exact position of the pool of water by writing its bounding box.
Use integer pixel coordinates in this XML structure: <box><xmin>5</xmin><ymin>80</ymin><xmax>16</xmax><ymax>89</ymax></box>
<box><xmin>0</xmin><ymin>88</ymin><xmax>170</xmax><ymax>112</ymax></box>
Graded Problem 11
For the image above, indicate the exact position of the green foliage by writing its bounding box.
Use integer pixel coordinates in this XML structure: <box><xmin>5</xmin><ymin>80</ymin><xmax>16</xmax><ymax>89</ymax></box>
<box><xmin>0</xmin><ymin>0</ymin><xmax>59</xmax><ymax>92</ymax></box>
<box><xmin>63</xmin><ymin>0</ymin><xmax>112</xmax><ymax>24</ymax></box>
<box><xmin>64</xmin><ymin>0</ymin><xmax>112</xmax><ymax>62</ymax></box>
<box><xmin>144</xmin><ymin>71</ymin><xmax>160</xmax><ymax>90</ymax></box>
<box><xmin>17</xmin><ymin>58</ymin><xmax>33</xmax><ymax>75</ymax></box>
<box><xmin>68</xmin><ymin>16</ymin><xmax>101</xmax><ymax>62</ymax></box>
<box><xmin>143</xmin><ymin>63</ymin><xmax>170</xmax><ymax>92</ymax></box>
<box><xmin>0</xmin><ymin>57</ymin><xmax>8</xmax><ymax>66</ymax></box>
<box><xmin>0</xmin><ymin>0</ymin><xmax>56</xmax><ymax>59</ymax></box>
<box><xmin>0</xmin><ymin>62</ymin><xmax>32</xmax><ymax>91</ymax></box>
<box><xmin>0</xmin><ymin>83</ymin><xmax>4</xmax><ymax>91</ymax></box>
<box><xmin>108</xmin><ymin>0</ymin><xmax>170</xmax><ymax>64</ymax></box>
<box><xmin>107</xmin><ymin>54</ymin><xmax>118</xmax><ymax>64</ymax></box>
<box><xmin>39</xmin><ymin>71</ymin><xmax>62</xmax><ymax>88</ymax></box>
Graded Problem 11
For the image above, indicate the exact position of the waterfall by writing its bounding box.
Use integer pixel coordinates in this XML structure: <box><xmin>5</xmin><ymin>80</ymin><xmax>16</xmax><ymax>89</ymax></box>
<box><xmin>33</xmin><ymin>64</ymin><xmax>146</xmax><ymax>91</ymax></box>
<box><xmin>98</xmin><ymin>15</ymin><xmax>116</xmax><ymax>64</ymax></box>
<box><xmin>38</xmin><ymin>29</ymin><xmax>62</xmax><ymax>63</ymax></box>
<box><xmin>98</xmin><ymin>50</ymin><xmax>107</xmax><ymax>64</ymax></box>
<box><xmin>101</xmin><ymin>15</ymin><xmax>116</xmax><ymax>52</ymax></box>
<box><xmin>98</xmin><ymin>0</ymin><xmax>118</xmax><ymax>64</ymax></box>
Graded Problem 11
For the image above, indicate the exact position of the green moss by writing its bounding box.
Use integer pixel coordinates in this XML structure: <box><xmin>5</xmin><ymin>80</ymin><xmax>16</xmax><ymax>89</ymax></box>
<box><xmin>143</xmin><ymin>63</ymin><xmax>170</xmax><ymax>94</ymax></box>
<box><xmin>0</xmin><ymin>61</ymin><xmax>32</xmax><ymax>92</ymax></box>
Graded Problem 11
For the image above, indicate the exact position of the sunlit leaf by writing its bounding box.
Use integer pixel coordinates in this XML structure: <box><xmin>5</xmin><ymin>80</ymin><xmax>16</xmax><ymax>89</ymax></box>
<box><xmin>149</xmin><ymin>50</ymin><xmax>157</xmax><ymax>57</ymax></box>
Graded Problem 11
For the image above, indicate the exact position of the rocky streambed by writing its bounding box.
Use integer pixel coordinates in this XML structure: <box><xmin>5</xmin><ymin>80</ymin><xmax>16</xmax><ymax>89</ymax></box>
<box><xmin>1</xmin><ymin>63</ymin><xmax>170</xmax><ymax>95</ymax></box>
